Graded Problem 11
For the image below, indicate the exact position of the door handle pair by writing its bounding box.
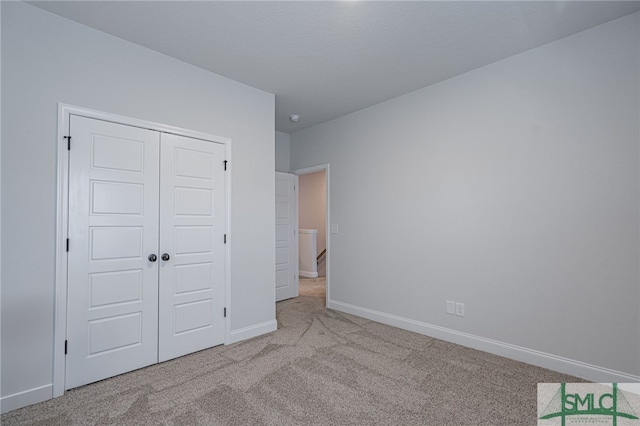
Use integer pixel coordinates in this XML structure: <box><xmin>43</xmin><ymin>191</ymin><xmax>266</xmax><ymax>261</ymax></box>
<box><xmin>148</xmin><ymin>253</ymin><xmax>171</xmax><ymax>262</ymax></box>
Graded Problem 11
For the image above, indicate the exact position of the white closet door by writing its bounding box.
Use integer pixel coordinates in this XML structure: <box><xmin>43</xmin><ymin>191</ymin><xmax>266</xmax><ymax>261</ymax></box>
<box><xmin>275</xmin><ymin>172</ymin><xmax>298</xmax><ymax>301</ymax></box>
<box><xmin>158</xmin><ymin>133</ymin><xmax>226</xmax><ymax>362</ymax></box>
<box><xmin>66</xmin><ymin>116</ymin><xmax>160</xmax><ymax>389</ymax></box>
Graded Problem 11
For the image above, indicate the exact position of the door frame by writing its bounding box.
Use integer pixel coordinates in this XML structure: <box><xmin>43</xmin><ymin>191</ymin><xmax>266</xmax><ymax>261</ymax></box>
<box><xmin>291</xmin><ymin>164</ymin><xmax>330</xmax><ymax>306</ymax></box>
<box><xmin>53</xmin><ymin>103</ymin><xmax>232</xmax><ymax>397</ymax></box>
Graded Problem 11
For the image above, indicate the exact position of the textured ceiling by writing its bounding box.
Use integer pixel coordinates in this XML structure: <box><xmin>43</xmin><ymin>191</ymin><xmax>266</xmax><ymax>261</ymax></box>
<box><xmin>30</xmin><ymin>1</ymin><xmax>640</xmax><ymax>133</ymax></box>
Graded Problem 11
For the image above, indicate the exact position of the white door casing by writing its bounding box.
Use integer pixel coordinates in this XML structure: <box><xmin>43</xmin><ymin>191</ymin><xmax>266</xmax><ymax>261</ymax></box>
<box><xmin>158</xmin><ymin>133</ymin><xmax>226</xmax><ymax>362</ymax></box>
<box><xmin>64</xmin><ymin>112</ymin><xmax>228</xmax><ymax>390</ymax></box>
<box><xmin>66</xmin><ymin>116</ymin><xmax>160</xmax><ymax>389</ymax></box>
<box><xmin>275</xmin><ymin>172</ymin><xmax>298</xmax><ymax>302</ymax></box>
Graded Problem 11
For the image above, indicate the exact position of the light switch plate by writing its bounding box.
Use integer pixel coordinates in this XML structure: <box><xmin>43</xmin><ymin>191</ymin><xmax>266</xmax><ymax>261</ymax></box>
<box><xmin>330</xmin><ymin>224</ymin><xmax>339</xmax><ymax>234</ymax></box>
<box><xmin>446</xmin><ymin>301</ymin><xmax>455</xmax><ymax>315</ymax></box>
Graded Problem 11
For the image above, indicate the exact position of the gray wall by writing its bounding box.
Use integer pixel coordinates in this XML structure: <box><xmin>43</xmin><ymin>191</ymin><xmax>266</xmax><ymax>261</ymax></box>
<box><xmin>1</xmin><ymin>2</ymin><xmax>275</xmax><ymax>407</ymax></box>
<box><xmin>275</xmin><ymin>131</ymin><xmax>291</xmax><ymax>172</ymax></box>
<box><xmin>291</xmin><ymin>13</ymin><xmax>640</xmax><ymax>378</ymax></box>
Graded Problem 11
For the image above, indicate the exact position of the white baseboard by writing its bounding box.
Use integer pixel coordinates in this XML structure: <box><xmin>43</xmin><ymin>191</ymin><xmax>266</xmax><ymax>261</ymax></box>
<box><xmin>1</xmin><ymin>384</ymin><xmax>52</xmax><ymax>414</ymax></box>
<box><xmin>327</xmin><ymin>299</ymin><xmax>640</xmax><ymax>383</ymax></box>
<box><xmin>228</xmin><ymin>319</ymin><xmax>277</xmax><ymax>345</ymax></box>
<box><xmin>300</xmin><ymin>270</ymin><xmax>318</xmax><ymax>278</ymax></box>
<box><xmin>2</xmin><ymin>320</ymin><xmax>277</xmax><ymax>414</ymax></box>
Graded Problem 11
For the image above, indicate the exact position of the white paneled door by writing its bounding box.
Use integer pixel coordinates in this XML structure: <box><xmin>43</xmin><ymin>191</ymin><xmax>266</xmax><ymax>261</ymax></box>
<box><xmin>275</xmin><ymin>172</ymin><xmax>298</xmax><ymax>301</ymax></box>
<box><xmin>158</xmin><ymin>134</ymin><xmax>226</xmax><ymax>362</ymax></box>
<box><xmin>66</xmin><ymin>116</ymin><xmax>226</xmax><ymax>390</ymax></box>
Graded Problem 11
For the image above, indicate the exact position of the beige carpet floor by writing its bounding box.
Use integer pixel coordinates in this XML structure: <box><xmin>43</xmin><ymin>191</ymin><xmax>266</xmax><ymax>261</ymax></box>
<box><xmin>2</xmin><ymin>277</ymin><xmax>582</xmax><ymax>425</ymax></box>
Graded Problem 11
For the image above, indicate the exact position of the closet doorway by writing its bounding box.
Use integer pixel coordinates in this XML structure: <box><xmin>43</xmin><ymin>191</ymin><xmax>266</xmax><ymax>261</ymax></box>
<box><xmin>54</xmin><ymin>105</ymin><xmax>231</xmax><ymax>395</ymax></box>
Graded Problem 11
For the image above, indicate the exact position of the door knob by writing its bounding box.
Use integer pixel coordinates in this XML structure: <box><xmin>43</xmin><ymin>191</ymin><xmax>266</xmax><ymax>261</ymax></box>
<box><xmin>161</xmin><ymin>253</ymin><xmax>170</xmax><ymax>261</ymax></box>
<box><xmin>148</xmin><ymin>254</ymin><xmax>157</xmax><ymax>262</ymax></box>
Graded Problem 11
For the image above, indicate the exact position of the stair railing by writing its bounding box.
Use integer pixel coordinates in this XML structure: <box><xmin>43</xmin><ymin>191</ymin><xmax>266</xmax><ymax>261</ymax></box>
<box><xmin>317</xmin><ymin>248</ymin><xmax>327</xmax><ymax>265</ymax></box>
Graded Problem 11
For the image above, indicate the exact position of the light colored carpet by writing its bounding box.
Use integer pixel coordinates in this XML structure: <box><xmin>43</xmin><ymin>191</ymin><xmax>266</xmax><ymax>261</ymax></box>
<box><xmin>298</xmin><ymin>277</ymin><xmax>326</xmax><ymax>299</ymax></box>
<box><xmin>2</xmin><ymin>277</ymin><xmax>582</xmax><ymax>425</ymax></box>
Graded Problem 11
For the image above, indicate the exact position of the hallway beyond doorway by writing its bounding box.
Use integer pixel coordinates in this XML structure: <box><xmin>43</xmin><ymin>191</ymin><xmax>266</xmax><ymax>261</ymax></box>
<box><xmin>298</xmin><ymin>277</ymin><xmax>326</xmax><ymax>303</ymax></box>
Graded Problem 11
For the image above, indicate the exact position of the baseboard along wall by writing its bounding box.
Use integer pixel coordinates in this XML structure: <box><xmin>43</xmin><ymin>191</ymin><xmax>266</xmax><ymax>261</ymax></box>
<box><xmin>327</xmin><ymin>299</ymin><xmax>640</xmax><ymax>384</ymax></box>
<box><xmin>228</xmin><ymin>319</ymin><xmax>278</xmax><ymax>345</ymax></box>
<box><xmin>1</xmin><ymin>384</ymin><xmax>52</xmax><ymax>414</ymax></box>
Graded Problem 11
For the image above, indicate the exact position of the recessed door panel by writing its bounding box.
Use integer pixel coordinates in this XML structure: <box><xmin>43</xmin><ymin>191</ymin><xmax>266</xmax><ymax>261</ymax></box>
<box><xmin>175</xmin><ymin>187</ymin><xmax>212</xmax><ymax>216</ymax></box>
<box><xmin>91</xmin><ymin>181</ymin><xmax>143</xmax><ymax>215</ymax></box>
<box><xmin>276</xmin><ymin>247</ymin><xmax>289</xmax><ymax>265</ymax></box>
<box><xmin>174</xmin><ymin>300</ymin><xmax>213</xmax><ymax>334</ymax></box>
<box><xmin>88</xmin><ymin>313</ymin><xmax>142</xmax><ymax>355</ymax></box>
<box><xmin>92</xmin><ymin>136</ymin><xmax>144</xmax><ymax>173</ymax></box>
<box><xmin>275</xmin><ymin>270</ymin><xmax>290</xmax><ymax>289</ymax></box>
<box><xmin>275</xmin><ymin>224</ymin><xmax>288</xmax><ymax>242</ymax></box>
<box><xmin>175</xmin><ymin>263</ymin><xmax>213</xmax><ymax>294</ymax></box>
<box><xmin>175</xmin><ymin>147</ymin><xmax>213</xmax><ymax>179</ymax></box>
<box><xmin>90</xmin><ymin>227</ymin><xmax>143</xmax><ymax>260</ymax></box>
<box><xmin>175</xmin><ymin>226</ymin><xmax>213</xmax><ymax>255</ymax></box>
<box><xmin>276</xmin><ymin>200</ymin><xmax>289</xmax><ymax>219</ymax></box>
<box><xmin>89</xmin><ymin>269</ymin><xmax>142</xmax><ymax>307</ymax></box>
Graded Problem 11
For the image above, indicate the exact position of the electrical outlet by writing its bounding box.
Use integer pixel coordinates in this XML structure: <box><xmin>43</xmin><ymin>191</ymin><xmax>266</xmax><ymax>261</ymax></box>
<box><xmin>455</xmin><ymin>302</ymin><xmax>465</xmax><ymax>317</ymax></box>
<box><xmin>446</xmin><ymin>301</ymin><xmax>455</xmax><ymax>315</ymax></box>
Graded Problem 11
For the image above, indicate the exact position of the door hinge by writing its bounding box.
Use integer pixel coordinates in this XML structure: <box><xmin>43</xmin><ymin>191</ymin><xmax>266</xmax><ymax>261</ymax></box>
<box><xmin>65</xmin><ymin>340</ymin><xmax>68</xmax><ymax>355</ymax></box>
<box><xmin>64</xmin><ymin>136</ymin><xmax>71</xmax><ymax>150</ymax></box>
<box><xmin>66</xmin><ymin>238</ymin><xmax>69</xmax><ymax>252</ymax></box>
<box><xmin>223</xmin><ymin>160</ymin><xmax>228</xmax><ymax>171</ymax></box>
<box><xmin>224</xmin><ymin>307</ymin><xmax>227</xmax><ymax>318</ymax></box>
<box><xmin>224</xmin><ymin>234</ymin><xmax>227</xmax><ymax>244</ymax></box>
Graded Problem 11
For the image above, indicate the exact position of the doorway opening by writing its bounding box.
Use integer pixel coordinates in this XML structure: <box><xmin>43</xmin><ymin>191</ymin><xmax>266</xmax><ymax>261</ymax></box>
<box><xmin>293</xmin><ymin>165</ymin><xmax>330</xmax><ymax>307</ymax></box>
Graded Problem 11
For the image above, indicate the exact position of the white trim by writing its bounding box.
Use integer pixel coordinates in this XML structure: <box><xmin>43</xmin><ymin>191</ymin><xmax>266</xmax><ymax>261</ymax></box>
<box><xmin>53</xmin><ymin>105</ymin><xmax>70</xmax><ymax>398</ymax></box>
<box><xmin>294</xmin><ymin>174</ymin><xmax>299</xmax><ymax>298</ymax></box>
<box><xmin>54</xmin><ymin>103</ymin><xmax>232</xmax><ymax>399</ymax></box>
<box><xmin>299</xmin><ymin>271</ymin><xmax>318</xmax><ymax>278</ymax></box>
<box><xmin>58</xmin><ymin>104</ymin><xmax>231</xmax><ymax>144</ymax></box>
<box><xmin>327</xmin><ymin>299</ymin><xmax>640</xmax><ymax>383</ymax></box>
<box><xmin>1</xmin><ymin>384</ymin><xmax>52</xmax><ymax>414</ymax></box>
<box><xmin>291</xmin><ymin>164</ymin><xmax>330</xmax><ymax>305</ymax></box>
<box><xmin>224</xmin><ymin>139</ymin><xmax>232</xmax><ymax>345</ymax></box>
<box><xmin>228</xmin><ymin>320</ymin><xmax>277</xmax><ymax>345</ymax></box>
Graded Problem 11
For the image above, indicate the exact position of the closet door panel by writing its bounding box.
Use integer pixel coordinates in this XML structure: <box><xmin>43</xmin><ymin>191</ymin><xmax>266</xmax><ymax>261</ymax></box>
<box><xmin>158</xmin><ymin>133</ymin><xmax>226</xmax><ymax>362</ymax></box>
<box><xmin>66</xmin><ymin>116</ymin><xmax>160</xmax><ymax>390</ymax></box>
